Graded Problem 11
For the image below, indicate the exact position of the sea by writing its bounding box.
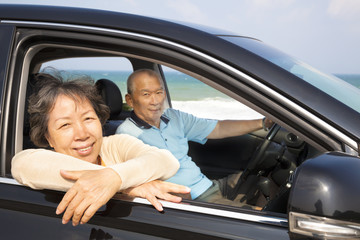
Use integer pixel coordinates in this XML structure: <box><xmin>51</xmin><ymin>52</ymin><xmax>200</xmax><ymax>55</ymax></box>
<box><xmin>68</xmin><ymin>70</ymin><xmax>360</xmax><ymax>120</ymax></box>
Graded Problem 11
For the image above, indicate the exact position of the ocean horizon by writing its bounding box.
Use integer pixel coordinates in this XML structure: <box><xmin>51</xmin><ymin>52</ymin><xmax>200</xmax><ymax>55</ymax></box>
<box><xmin>68</xmin><ymin>70</ymin><xmax>360</xmax><ymax>100</ymax></box>
<box><xmin>65</xmin><ymin>70</ymin><xmax>360</xmax><ymax>120</ymax></box>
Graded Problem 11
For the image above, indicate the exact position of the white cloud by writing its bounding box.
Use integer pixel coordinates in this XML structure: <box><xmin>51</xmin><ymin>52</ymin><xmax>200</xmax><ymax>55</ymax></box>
<box><xmin>235</xmin><ymin>0</ymin><xmax>300</xmax><ymax>25</ymax></box>
<box><xmin>165</xmin><ymin>0</ymin><xmax>208</xmax><ymax>23</ymax></box>
<box><xmin>251</xmin><ymin>0</ymin><xmax>295</xmax><ymax>8</ymax></box>
<box><xmin>328</xmin><ymin>0</ymin><xmax>360</xmax><ymax>20</ymax></box>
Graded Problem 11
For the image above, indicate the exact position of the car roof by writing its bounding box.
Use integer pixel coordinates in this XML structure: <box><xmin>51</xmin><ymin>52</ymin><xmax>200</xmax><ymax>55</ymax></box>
<box><xmin>1</xmin><ymin>4</ymin><xmax>360</xmax><ymax>141</ymax></box>
<box><xmin>0</xmin><ymin>4</ymin><xmax>222</xmax><ymax>43</ymax></box>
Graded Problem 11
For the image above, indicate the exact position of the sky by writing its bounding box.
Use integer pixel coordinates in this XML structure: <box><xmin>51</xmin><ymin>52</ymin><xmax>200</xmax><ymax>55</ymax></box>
<box><xmin>1</xmin><ymin>0</ymin><xmax>359</xmax><ymax>74</ymax></box>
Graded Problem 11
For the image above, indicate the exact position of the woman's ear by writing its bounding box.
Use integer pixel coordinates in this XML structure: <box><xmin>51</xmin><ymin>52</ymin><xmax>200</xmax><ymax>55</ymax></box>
<box><xmin>45</xmin><ymin>133</ymin><xmax>54</xmax><ymax>148</ymax></box>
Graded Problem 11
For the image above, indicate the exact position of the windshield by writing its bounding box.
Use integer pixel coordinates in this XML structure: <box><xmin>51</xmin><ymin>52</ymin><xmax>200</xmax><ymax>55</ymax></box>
<box><xmin>222</xmin><ymin>36</ymin><xmax>360</xmax><ymax>113</ymax></box>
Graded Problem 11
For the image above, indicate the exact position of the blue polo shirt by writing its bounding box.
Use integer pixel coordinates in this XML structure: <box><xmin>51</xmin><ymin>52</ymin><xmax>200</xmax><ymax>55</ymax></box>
<box><xmin>116</xmin><ymin>108</ymin><xmax>218</xmax><ymax>199</ymax></box>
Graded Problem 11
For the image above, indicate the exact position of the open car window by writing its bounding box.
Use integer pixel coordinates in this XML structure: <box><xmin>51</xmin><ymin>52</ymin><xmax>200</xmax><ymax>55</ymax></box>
<box><xmin>29</xmin><ymin>55</ymin><xmax>321</xmax><ymax>216</ymax></box>
<box><xmin>11</xmin><ymin>24</ymin><xmax>329</xmax><ymax>220</ymax></box>
<box><xmin>41</xmin><ymin>58</ymin><xmax>264</xmax><ymax>121</ymax></box>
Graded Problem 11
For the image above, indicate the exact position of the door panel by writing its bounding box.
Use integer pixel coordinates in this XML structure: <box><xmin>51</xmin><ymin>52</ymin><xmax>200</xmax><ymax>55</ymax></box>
<box><xmin>0</xmin><ymin>182</ymin><xmax>289</xmax><ymax>239</ymax></box>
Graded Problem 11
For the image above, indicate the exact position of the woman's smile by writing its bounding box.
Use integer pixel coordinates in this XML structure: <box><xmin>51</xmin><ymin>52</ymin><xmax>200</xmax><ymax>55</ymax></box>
<box><xmin>75</xmin><ymin>143</ymin><xmax>95</xmax><ymax>155</ymax></box>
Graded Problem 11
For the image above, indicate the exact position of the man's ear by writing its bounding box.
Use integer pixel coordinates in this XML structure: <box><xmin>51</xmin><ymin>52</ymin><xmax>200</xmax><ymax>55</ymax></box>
<box><xmin>125</xmin><ymin>93</ymin><xmax>133</xmax><ymax>108</ymax></box>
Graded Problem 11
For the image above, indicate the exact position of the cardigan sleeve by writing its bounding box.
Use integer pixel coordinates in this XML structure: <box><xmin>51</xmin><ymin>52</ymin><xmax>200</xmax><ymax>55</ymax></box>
<box><xmin>11</xmin><ymin>135</ymin><xmax>179</xmax><ymax>191</ymax></box>
<box><xmin>11</xmin><ymin>149</ymin><xmax>104</xmax><ymax>191</ymax></box>
<box><xmin>101</xmin><ymin>134</ymin><xmax>179</xmax><ymax>190</ymax></box>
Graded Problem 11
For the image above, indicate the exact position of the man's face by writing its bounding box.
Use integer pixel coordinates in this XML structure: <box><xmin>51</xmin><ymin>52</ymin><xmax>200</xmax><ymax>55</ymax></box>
<box><xmin>126</xmin><ymin>73</ymin><xmax>166</xmax><ymax>128</ymax></box>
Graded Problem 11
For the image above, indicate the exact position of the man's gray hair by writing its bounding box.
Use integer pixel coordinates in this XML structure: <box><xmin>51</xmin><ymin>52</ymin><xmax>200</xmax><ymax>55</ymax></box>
<box><xmin>127</xmin><ymin>69</ymin><xmax>162</xmax><ymax>94</ymax></box>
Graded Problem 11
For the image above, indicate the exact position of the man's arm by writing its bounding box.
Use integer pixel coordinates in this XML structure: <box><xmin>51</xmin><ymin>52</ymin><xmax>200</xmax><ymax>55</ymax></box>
<box><xmin>207</xmin><ymin>118</ymin><xmax>273</xmax><ymax>139</ymax></box>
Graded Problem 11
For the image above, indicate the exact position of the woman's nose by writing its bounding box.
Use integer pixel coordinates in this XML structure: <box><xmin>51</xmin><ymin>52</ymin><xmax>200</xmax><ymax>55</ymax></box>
<box><xmin>74</xmin><ymin>123</ymin><xmax>89</xmax><ymax>140</ymax></box>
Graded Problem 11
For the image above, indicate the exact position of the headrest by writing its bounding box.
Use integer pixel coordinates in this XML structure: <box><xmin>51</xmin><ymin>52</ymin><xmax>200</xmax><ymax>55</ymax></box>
<box><xmin>95</xmin><ymin>79</ymin><xmax>123</xmax><ymax>119</ymax></box>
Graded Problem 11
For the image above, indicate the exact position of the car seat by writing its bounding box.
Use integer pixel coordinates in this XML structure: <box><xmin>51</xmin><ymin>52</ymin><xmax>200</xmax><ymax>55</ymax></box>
<box><xmin>95</xmin><ymin>78</ymin><xmax>124</xmax><ymax>136</ymax></box>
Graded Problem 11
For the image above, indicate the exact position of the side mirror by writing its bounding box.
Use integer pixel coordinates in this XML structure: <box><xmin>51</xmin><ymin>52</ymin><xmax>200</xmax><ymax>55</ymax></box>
<box><xmin>288</xmin><ymin>152</ymin><xmax>360</xmax><ymax>239</ymax></box>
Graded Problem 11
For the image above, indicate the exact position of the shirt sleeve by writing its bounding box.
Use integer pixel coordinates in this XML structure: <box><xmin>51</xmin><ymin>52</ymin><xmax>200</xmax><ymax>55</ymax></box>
<box><xmin>100</xmin><ymin>134</ymin><xmax>180</xmax><ymax>190</ymax></box>
<box><xmin>173</xmin><ymin>109</ymin><xmax>218</xmax><ymax>144</ymax></box>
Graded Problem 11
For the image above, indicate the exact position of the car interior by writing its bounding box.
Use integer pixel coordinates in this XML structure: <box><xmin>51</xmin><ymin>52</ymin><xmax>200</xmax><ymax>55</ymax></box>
<box><xmin>18</xmin><ymin>44</ymin><xmax>324</xmax><ymax>215</ymax></box>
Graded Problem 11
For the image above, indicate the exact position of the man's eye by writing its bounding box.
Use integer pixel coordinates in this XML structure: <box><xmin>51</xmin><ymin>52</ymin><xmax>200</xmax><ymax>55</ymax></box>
<box><xmin>157</xmin><ymin>91</ymin><xmax>164</xmax><ymax>95</ymax></box>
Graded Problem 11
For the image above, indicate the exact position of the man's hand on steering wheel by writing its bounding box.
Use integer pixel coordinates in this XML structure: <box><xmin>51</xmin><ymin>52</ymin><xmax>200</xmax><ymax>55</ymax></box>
<box><xmin>262</xmin><ymin>117</ymin><xmax>274</xmax><ymax>131</ymax></box>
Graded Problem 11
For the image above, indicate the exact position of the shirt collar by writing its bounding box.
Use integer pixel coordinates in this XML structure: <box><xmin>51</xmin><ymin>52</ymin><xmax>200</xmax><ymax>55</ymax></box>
<box><xmin>129</xmin><ymin>111</ymin><xmax>169</xmax><ymax>129</ymax></box>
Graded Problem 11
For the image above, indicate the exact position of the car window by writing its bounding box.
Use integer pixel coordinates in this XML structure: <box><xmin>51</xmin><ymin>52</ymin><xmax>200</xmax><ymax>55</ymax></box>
<box><xmin>222</xmin><ymin>36</ymin><xmax>360</xmax><ymax>114</ymax></box>
<box><xmin>41</xmin><ymin>59</ymin><xmax>264</xmax><ymax>121</ymax></box>
<box><xmin>162</xmin><ymin>66</ymin><xmax>263</xmax><ymax>120</ymax></box>
<box><xmin>16</xmin><ymin>35</ymin><xmax>320</xmax><ymax>218</ymax></box>
<box><xmin>36</xmin><ymin>58</ymin><xmax>311</xmax><ymax>214</ymax></box>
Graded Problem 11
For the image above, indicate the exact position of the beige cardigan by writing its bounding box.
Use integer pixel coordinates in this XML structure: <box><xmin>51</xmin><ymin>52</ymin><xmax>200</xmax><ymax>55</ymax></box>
<box><xmin>11</xmin><ymin>134</ymin><xmax>179</xmax><ymax>191</ymax></box>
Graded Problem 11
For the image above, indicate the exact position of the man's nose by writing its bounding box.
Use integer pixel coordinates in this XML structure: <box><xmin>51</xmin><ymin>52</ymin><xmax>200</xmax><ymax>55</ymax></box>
<box><xmin>150</xmin><ymin>94</ymin><xmax>160</xmax><ymax>104</ymax></box>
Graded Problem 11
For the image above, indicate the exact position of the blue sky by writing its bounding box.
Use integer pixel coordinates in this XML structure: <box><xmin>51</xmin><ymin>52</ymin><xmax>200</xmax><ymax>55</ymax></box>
<box><xmin>1</xmin><ymin>0</ymin><xmax>359</xmax><ymax>74</ymax></box>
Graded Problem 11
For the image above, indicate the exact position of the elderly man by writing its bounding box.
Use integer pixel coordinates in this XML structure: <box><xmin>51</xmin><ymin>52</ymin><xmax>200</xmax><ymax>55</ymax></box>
<box><xmin>116</xmin><ymin>69</ymin><xmax>273</xmax><ymax>207</ymax></box>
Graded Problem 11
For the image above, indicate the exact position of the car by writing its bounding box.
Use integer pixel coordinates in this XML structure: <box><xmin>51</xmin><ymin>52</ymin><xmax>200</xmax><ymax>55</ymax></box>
<box><xmin>1</xmin><ymin>4</ymin><xmax>360</xmax><ymax>239</ymax></box>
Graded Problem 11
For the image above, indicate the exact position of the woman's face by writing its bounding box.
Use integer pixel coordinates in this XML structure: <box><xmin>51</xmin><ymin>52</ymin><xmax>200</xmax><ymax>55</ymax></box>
<box><xmin>46</xmin><ymin>94</ymin><xmax>103</xmax><ymax>164</ymax></box>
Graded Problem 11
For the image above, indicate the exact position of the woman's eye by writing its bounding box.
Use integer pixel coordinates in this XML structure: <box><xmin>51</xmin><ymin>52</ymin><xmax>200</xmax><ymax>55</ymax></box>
<box><xmin>59</xmin><ymin>123</ymin><xmax>70</xmax><ymax>129</ymax></box>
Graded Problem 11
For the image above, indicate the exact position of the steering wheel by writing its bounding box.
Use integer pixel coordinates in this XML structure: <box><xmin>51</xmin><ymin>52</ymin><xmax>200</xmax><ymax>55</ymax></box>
<box><xmin>241</xmin><ymin>123</ymin><xmax>282</xmax><ymax>181</ymax></box>
<box><xmin>227</xmin><ymin>123</ymin><xmax>281</xmax><ymax>200</ymax></box>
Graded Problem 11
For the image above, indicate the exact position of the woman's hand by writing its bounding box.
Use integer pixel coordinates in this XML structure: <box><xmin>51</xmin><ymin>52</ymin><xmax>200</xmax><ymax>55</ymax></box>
<box><xmin>123</xmin><ymin>180</ymin><xmax>191</xmax><ymax>212</ymax></box>
<box><xmin>56</xmin><ymin>168</ymin><xmax>122</xmax><ymax>226</ymax></box>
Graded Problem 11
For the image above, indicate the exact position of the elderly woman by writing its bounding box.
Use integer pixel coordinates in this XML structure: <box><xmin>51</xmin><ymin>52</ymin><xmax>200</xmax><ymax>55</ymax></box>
<box><xmin>12</xmin><ymin>73</ymin><xmax>189</xmax><ymax>226</ymax></box>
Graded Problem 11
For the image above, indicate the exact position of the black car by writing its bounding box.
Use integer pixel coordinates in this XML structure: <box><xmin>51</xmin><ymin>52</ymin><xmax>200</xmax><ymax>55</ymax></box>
<box><xmin>1</xmin><ymin>4</ymin><xmax>360</xmax><ymax>239</ymax></box>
